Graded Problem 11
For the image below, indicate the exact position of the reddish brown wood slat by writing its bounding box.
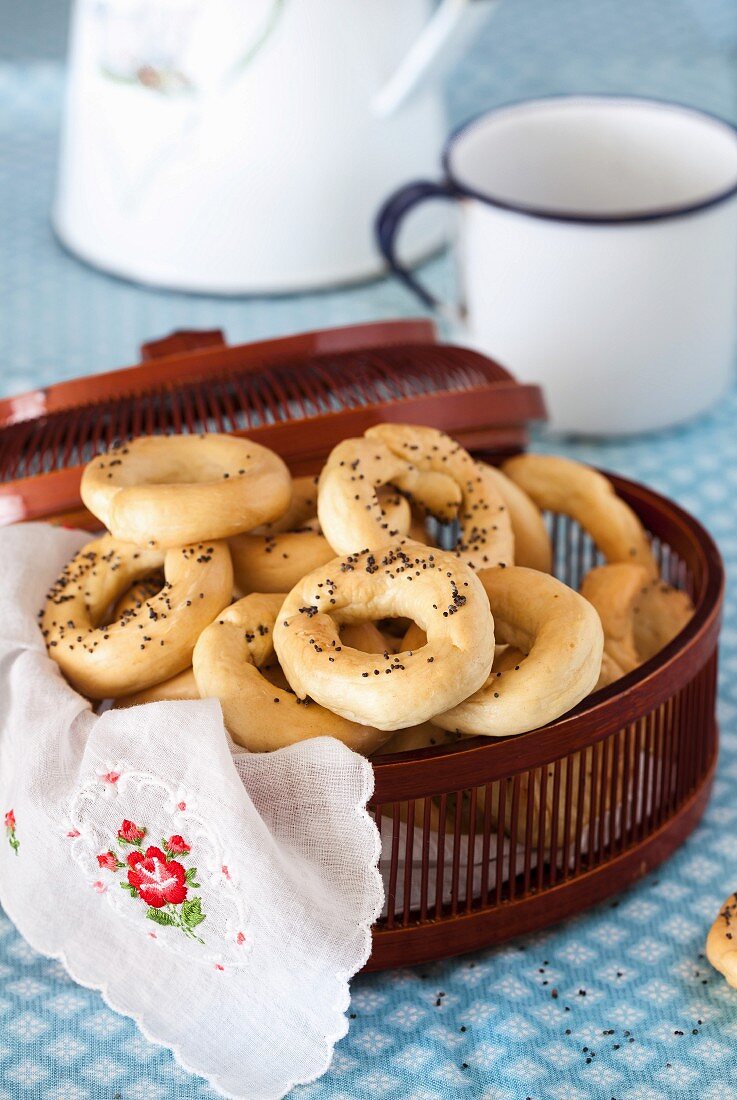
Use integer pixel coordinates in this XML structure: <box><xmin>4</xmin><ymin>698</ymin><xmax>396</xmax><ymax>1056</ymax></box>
<box><xmin>385</xmin><ymin>803</ymin><xmax>401</xmax><ymax>932</ymax></box>
<box><xmin>479</xmin><ymin>782</ymin><xmax>494</xmax><ymax>906</ymax></box>
<box><xmin>419</xmin><ymin>798</ymin><xmax>432</xmax><ymax>923</ymax></box>
<box><xmin>465</xmin><ymin>787</ymin><xmax>478</xmax><ymax>912</ymax></box>
<box><xmin>434</xmin><ymin>794</ymin><xmax>447</xmax><ymax>920</ymax></box>
<box><xmin>536</xmin><ymin>765</ymin><xmax>549</xmax><ymax>891</ymax></box>
<box><xmin>402</xmin><ymin>800</ymin><xmax>415</xmax><ymax>926</ymax></box>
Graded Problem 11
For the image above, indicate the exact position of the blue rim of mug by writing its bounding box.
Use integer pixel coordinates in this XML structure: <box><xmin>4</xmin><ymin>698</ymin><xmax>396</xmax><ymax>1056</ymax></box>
<box><xmin>441</xmin><ymin>94</ymin><xmax>737</xmax><ymax>225</ymax></box>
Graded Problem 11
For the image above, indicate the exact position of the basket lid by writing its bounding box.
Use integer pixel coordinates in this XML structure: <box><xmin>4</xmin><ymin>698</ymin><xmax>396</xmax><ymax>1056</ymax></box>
<box><xmin>0</xmin><ymin>319</ymin><xmax>546</xmax><ymax>527</ymax></box>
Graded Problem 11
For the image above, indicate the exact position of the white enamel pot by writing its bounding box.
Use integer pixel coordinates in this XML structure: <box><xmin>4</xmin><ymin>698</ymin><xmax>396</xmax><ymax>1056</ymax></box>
<box><xmin>54</xmin><ymin>0</ymin><xmax>499</xmax><ymax>294</ymax></box>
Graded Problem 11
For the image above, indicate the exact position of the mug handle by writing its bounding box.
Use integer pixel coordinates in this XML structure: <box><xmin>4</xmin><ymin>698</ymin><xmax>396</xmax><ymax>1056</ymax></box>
<box><xmin>375</xmin><ymin>179</ymin><xmax>459</xmax><ymax>313</ymax></box>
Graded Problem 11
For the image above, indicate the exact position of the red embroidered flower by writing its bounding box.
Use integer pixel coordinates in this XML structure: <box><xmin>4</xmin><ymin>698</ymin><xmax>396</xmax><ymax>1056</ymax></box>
<box><xmin>5</xmin><ymin>809</ymin><xmax>19</xmax><ymax>856</ymax></box>
<box><xmin>166</xmin><ymin>835</ymin><xmax>190</xmax><ymax>855</ymax></box>
<box><xmin>87</xmin><ymin>811</ymin><xmax>206</xmax><ymax>942</ymax></box>
<box><xmin>127</xmin><ymin>846</ymin><xmax>188</xmax><ymax>909</ymax></box>
<box><xmin>118</xmin><ymin>820</ymin><xmax>146</xmax><ymax>844</ymax></box>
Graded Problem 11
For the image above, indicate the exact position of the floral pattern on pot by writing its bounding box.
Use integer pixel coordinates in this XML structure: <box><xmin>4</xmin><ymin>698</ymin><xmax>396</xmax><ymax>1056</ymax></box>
<box><xmin>67</xmin><ymin>769</ymin><xmax>251</xmax><ymax>969</ymax></box>
<box><xmin>94</xmin><ymin>0</ymin><xmax>290</xmax><ymax>97</ymax></box>
<box><xmin>4</xmin><ymin>809</ymin><xmax>19</xmax><ymax>856</ymax></box>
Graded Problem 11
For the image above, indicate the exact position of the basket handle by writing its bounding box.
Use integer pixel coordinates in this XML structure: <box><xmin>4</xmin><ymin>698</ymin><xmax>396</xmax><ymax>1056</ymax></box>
<box><xmin>140</xmin><ymin>329</ymin><xmax>227</xmax><ymax>361</ymax></box>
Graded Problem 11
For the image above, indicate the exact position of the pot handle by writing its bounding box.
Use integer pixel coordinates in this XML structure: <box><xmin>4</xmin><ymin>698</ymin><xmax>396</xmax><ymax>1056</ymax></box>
<box><xmin>376</xmin><ymin>179</ymin><xmax>461</xmax><ymax>316</ymax></box>
<box><xmin>372</xmin><ymin>0</ymin><xmax>500</xmax><ymax>117</ymax></box>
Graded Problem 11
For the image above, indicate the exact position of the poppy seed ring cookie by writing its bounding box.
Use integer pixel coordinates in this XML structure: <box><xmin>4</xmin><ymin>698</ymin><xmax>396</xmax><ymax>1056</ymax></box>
<box><xmin>317</xmin><ymin>437</ymin><xmax>461</xmax><ymax>556</ymax></box>
<box><xmin>435</xmin><ymin>566</ymin><xmax>604</xmax><ymax>738</ymax></box>
<box><xmin>631</xmin><ymin>576</ymin><xmax>694</xmax><ymax>663</ymax></box>
<box><xmin>707</xmin><ymin>893</ymin><xmax>737</xmax><ymax>989</ymax></box>
<box><xmin>41</xmin><ymin>534</ymin><xmax>233</xmax><ymax>699</ymax></box>
<box><xmin>81</xmin><ymin>433</ymin><xmax>291</xmax><ymax>549</ymax></box>
<box><xmin>479</xmin><ymin>462</ymin><xmax>552</xmax><ymax>573</ymax></box>
<box><xmin>365</xmin><ymin>424</ymin><xmax>515</xmax><ymax>570</ymax></box>
<box><xmin>193</xmin><ymin>593</ymin><xmax>390</xmax><ymax>754</ymax></box>
<box><xmin>581</xmin><ymin>563</ymin><xmax>693</xmax><ymax>683</ymax></box>
<box><xmin>273</xmin><ymin>541</ymin><xmax>495</xmax><ymax>731</ymax></box>
<box><xmin>230</xmin><ymin>484</ymin><xmax>411</xmax><ymax>594</ymax></box>
<box><xmin>251</xmin><ymin>475</ymin><xmax>319</xmax><ymax>535</ymax></box>
<box><xmin>580</xmin><ymin>562</ymin><xmax>651</xmax><ymax>676</ymax></box>
<box><xmin>502</xmin><ymin>454</ymin><xmax>658</xmax><ymax>577</ymax></box>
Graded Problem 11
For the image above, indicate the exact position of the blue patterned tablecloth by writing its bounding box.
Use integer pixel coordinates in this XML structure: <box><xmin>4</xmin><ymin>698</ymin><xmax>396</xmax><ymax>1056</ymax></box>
<box><xmin>2</xmin><ymin>2</ymin><xmax>737</xmax><ymax>1098</ymax></box>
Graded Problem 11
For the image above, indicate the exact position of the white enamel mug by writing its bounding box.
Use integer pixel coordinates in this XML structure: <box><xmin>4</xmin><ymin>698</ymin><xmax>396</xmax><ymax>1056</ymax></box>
<box><xmin>376</xmin><ymin>96</ymin><xmax>737</xmax><ymax>435</ymax></box>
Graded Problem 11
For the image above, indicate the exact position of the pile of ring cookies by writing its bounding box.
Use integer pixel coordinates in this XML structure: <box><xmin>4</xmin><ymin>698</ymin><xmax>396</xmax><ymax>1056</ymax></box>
<box><xmin>40</xmin><ymin>426</ymin><xmax>694</xmax><ymax>756</ymax></box>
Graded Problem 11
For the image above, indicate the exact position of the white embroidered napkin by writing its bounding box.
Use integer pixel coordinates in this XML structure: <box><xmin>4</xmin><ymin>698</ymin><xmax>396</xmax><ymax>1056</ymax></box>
<box><xmin>0</xmin><ymin>524</ymin><xmax>383</xmax><ymax>1100</ymax></box>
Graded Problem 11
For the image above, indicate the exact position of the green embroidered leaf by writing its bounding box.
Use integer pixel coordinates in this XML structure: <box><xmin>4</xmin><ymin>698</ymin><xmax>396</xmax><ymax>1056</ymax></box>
<box><xmin>181</xmin><ymin>897</ymin><xmax>206</xmax><ymax>929</ymax></box>
<box><xmin>185</xmin><ymin>867</ymin><xmax>200</xmax><ymax>887</ymax></box>
<box><xmin>146</xmin><ymin>907</ymin><xmax>177</xmax><ymax>926</ymax></box>
<box><xmin>120</xmin><ymin>882</ymin><xmax>138</xmax><ymax>896</ymax></box>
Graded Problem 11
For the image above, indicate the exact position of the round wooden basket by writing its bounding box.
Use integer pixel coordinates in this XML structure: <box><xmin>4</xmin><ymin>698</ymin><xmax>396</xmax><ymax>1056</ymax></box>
<box><xmin>0</xmin><ymin>321</ymin><xmax>723</xmax><ymax>972</ymax></box>
<box><xmin>367</xmin><ymin>474</ymin><xmax>724</xmax><ymax>970</ymax></box>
